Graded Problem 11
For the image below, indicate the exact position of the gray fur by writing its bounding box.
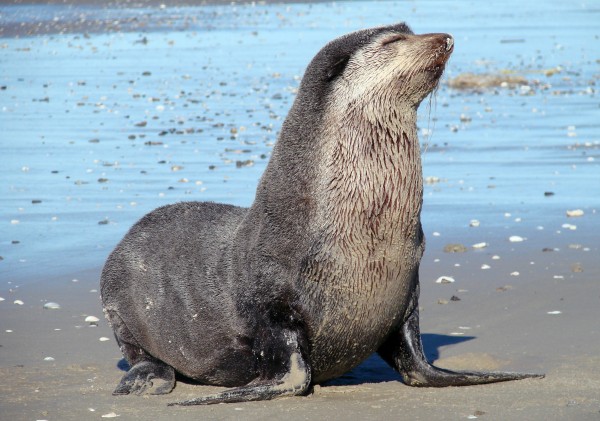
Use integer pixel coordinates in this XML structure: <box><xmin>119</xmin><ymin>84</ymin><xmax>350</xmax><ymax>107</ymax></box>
<box><xmin>101</xmin><ymin>23</ymin><xmax>541</xmax><ymax>405</ymax></box>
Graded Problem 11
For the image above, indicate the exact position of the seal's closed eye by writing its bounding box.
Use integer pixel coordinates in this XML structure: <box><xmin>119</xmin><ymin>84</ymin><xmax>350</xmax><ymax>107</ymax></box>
<box><xmin>327</xmin><ymin>56</ymin><xmax>350</xmax><ymax>82</ymax></box>
<box><xmin>382</xmin><ymin>34</ymin><xmax>407</xmax><ymax>46</ymax></box>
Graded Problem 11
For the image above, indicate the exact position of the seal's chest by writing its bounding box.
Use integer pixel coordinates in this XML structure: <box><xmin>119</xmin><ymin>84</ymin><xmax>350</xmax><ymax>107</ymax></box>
<box><xmin>305</xmin><ymin>260</ymin><xmax>414</xmax><ymax>381</ymax></box>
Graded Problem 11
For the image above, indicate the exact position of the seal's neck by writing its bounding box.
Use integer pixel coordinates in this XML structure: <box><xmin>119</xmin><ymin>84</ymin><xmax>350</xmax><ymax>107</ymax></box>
<box><xmin>319</xmin><ymin>106</ymin><xmax>423</xmax><ymax>254</ymax></box>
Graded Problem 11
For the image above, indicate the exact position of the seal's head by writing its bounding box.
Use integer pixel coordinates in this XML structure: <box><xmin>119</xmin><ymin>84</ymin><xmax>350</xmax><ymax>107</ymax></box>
<box><xmin>293</xmin><ymin>23</ymin><xmax>453</xmax><ymax>125</ymax></box>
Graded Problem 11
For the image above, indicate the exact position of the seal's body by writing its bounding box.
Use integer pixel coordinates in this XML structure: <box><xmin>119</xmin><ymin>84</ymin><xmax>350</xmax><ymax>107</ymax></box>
<box><xmin>101</xmin><ymin>23</ymin><xmax>541</xmax><ymax>405</ymax></box>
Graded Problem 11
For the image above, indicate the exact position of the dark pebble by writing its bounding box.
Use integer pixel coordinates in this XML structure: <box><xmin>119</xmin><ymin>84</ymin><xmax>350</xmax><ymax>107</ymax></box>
<box><xmin>450</xmin><ymin>295</ymin><xmax>461</xmax><ymax>301</ymax></box>
<box><xmin>31</xmin><ymin>200</ymin><xmax>42</xmax><ymax>204</ymax></box>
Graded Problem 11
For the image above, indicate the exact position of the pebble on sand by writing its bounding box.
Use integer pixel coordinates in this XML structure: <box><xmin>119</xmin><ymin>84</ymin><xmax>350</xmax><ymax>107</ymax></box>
<box><xmin>85</xmin><ymin>316</ymin><xmax>100</xmax><ymax>325</ymax></box>
<box><xmin>472</xmin><ymin>242</ymin><xmax>487</xmax><ymax>249</ymax></box>
<box><xmin>99</xmin><ymin>337</ymin><xmax>110</xmax><ymax>342</ymax></box>
<box><xmin>436</xmin><ymin>276</ymin><xmax>455</xmax><ymax>284</ymax></box>
<box><xmin>43</xmin><ymin>302</ymin><xmax>61</xmax><ymax>310</ymax></box>
<box><xmin>443</xmin><ymin>243</ymin><xmax>468</xmax><ymax>253</ymax></box>
<box><xmin>566</xmin><ymin>209</ymin><xmax>584</xmax><ymax>217</ymax></box>
<box><xmin>509</xmin><ymin>235</ymin><xmax>525</xmax><ymax>242</ymax></box>
<box><xmin>14</xmin><ymin>300</ymin><xmax>24</xmax><ymax>305</ymax></box>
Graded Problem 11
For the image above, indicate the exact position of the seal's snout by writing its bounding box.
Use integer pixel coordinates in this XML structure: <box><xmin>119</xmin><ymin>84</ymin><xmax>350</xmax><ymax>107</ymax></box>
<box><xmin>445</xmin><ymin>36</ymin><xmax>454</xmax><ymax>52</ymax></box>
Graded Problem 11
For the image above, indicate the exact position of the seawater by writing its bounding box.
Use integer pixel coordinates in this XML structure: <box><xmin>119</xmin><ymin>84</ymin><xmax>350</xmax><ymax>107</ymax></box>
<box><xmin>1</xmin><ymin>1</ymin><xmax>598</xmax><ymax>284</ymax></box>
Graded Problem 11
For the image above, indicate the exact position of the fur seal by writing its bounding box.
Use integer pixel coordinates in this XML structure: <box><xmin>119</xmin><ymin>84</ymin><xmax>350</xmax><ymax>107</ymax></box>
<box><xmin>100</xmin><ymin>22</ymin><xmax>542</xmax><ymax>405</ymax></box>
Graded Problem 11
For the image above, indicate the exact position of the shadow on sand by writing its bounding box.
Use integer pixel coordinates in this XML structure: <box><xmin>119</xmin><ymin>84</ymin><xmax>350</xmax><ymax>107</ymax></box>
<box><xmin>115</xmin><ymin>333</ymin><xmax>475</xmax><ymax>387</ymax></box>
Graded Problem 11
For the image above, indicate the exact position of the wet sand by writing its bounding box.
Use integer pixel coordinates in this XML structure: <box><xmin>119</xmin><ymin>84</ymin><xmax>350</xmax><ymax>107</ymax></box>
<box><xmin>1</xmin><ymin>0</ymin><xmax>599</xmax><ymax>419</ymax></box>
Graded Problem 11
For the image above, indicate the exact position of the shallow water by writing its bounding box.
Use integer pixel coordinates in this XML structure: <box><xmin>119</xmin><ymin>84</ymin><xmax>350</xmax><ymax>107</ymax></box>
<box><xmin>1</xmin><ymin>1</ymin><xmax>598</xmax><ymax>284</ymax></box>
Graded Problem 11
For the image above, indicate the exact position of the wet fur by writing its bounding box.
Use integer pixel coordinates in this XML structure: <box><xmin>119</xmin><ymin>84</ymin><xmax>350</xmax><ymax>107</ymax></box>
<box><xmin>101</xmin><ymin>22</ymin><xmax>541</xmax><ymax>405</ymax></box>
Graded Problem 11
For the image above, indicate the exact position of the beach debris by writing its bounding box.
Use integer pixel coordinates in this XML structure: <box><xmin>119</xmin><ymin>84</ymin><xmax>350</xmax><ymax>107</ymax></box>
<box><xmin>571</xmin><ymin>263</ymin><xmax>583</xmax><ymax>273</ymax></box>
<box><xmin>436</xmin><ymin>276</ymin><xmax>455</xmax><ymax>284</ymax></box>
<box><xmin>472</xmin><ymin>242</ymin><xmax>487</xmax><ymax>249</ymax></box>
<box><xmin>424</xmin><ymin>176</ymin><xmax>443</xmax><ymax>184</ymax></box>
<box><xmin>44</xmin><ymin>356</ymin><xmax>55</xmax><ymax>361</ymax></box>
<box><xmin>492</xmin><ymin>255</ymin><xmax>500</xmax><ymax>260</ymax></box>
<box><xmin>99</xmin><ymin>337</ymin><xmax>110</xmax><ymax>342</ymax></box>
<box><xmin>171</xmin><ymin>165</ymin><xmax>184</xmax><ymax>172</ymax></box>
<box><xmin>547</xmin><ymin>311</ymin><xmax>562</xmax><ymax>315</ymax></box>
<box><xmin>510</xmin><ymin>271</ymin><xmax>520</xmax><ymax>276</ymax></box>
<box><xmin>561</xmin><ymin>223</ymin><xmax>577</xmax><ymax>230</ymax></box>
<box><xmin>43</xmin><ymin>302</ymin><xmax>61</xmax><ymax>310</ymax></box>
<box><xmin>566</xmin><ymin>209</ymin><xmax>584</xmax><ymax>217</ymax></box>
<box><xmin>85</xmin><ymin>316</ymin><xmax>100</xmax><ymax>326</ymax></box>
<box><xmin>13</xmin><ymin>300</ymin><xmax>24</xmax><ymax>305</ymax></box>
<box><xmin>469</xmin><ymin>219</ymin><xmax>480</xmax><ymax>227</ymax></box>
<box><xmin>508</xmin><ymin>236</ymin><xmax>525</xmax><ymax>242</ymax></box>
<box><xmin>481</xmin><ymin>264</ymin><xmax>491</xmax><ymax>270</ymax></box>
<box><xmin>447</xmin><ymin>72</ymin><xmax>528</xmax><ymax>90</ymax></box>
<box><xmin>443</xmin><ymin>243</ymin><xmax>467</xmax><ymax>253</ymax></box>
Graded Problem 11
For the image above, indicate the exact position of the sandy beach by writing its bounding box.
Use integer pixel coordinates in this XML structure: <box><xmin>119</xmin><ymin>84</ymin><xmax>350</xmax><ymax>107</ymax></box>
<box><xmin>1</xmin><ymin>1</ymin><xmax>599</xmax><ymax>419</ymax></box>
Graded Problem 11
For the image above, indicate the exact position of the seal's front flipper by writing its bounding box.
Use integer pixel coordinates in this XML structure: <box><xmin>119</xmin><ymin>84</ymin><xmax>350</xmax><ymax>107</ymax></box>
<box><xmin>113</xmin><ymin>359</ymin><xmax>176</xmax><ymax>396</ymax></box>
<box><xmin>378</xmin><ymin>304</ymin><xmax>544</xmax><ymax>387</ymax></box>
<box><xmin>170</xmin><ymin>350</ymin><xmax>311</xmax><ymax>406</ymax></box>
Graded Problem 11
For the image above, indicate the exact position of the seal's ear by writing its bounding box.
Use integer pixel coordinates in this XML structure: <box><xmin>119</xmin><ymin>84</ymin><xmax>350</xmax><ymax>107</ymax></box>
<box><xmin>327</xmin><ymin>56</ymin><xmax>350</xmax><ymax>82</ymax></box>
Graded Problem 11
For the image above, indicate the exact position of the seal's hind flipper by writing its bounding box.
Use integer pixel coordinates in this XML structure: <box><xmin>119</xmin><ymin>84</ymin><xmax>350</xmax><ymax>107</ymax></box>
<box><xmin>113</xmin><ymin>359</ymin><xmax>175</xmax><ymax>396</ymax></box>
<box><xmin>378</xmin><ymin>294</ymin><xmax>544</xmax><ymax>387</ymax></box>
<box><xmin>169</xmin><ymin>351</ymin><xmax>311</xmax><ymax>406</ymax></box>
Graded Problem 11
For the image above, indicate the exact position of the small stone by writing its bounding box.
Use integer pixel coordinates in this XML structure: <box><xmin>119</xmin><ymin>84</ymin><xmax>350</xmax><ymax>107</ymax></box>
<box><xmin>14</xmin><ymin>300</ymin><xmax>24</xmax><ymax>305</ymax></box>
<box><xmin>547</xmin><ymin>311</ymin><xmax>562</xmax><ymax>315</ymax></box>
<box><xmin>85</xmin><ymin>316</ymin><xmax>100</xmax><ymax>325</ymax></box>
<box><xmin>44</xmin><ymin>356</ymin><xmax>55</xmax><ymax>361</ymax></box>
<box><xmin>437</xmin><ymin>299</ymin><xmax>449</xmax><ymax>305</ymax></box>
<box><xmin>571</xmin><ymin>263</ymin><xmax>583</xmax><ymax>273</ymax></box>
<box><xmin>99</xmin><ymin>337</ymin><xmax>110</xmax><ymax>342</ymax></box>
<box><xmin>481</xmin><ymin>264</ymin><xmax>491</xmax><ymax>270</ymax></box>
<box><xmin>509</xmin><ymin>236</ymin><xmax>525</xmax><ymax>242</ymax></box>
<box><xmin>435</xmin><ymin>276</ymin><xmax>455</xmax><ymax>284</ymax></box>
<box><xmin>101</xmin><ymin>412</ymin><xmax>119</xmax><ymax>418</ymax></box>
<box><xmin>450</xmin><ymin>295</ymin><xmax>461</xmax><ymax>301</ymax></box>
<box><xmin>43</xmin><ymin>302</ymin><xmax>61</xmax><ymax>310</ymax></box>
<box><xmin>472</xmin><ymin>242</ymin><xmax>487</xmax><ymax>249</ymax></box>
<box><xmin>469</xmin><ymin>219</ymin><xmax>480</xmax><ymax>227</ymax></box>
<box><xmin>510</xmin><ymin>271</ymin><xmax>520</xmax><ymax>276</ymax></box>
<box><xmin>443</xmin><ymin>243</ymin><xmax>468</xmax><ymax>253</ymax></box>
<box><xmin>566</xmin><ymin>209</ymin><xmax>584</xmax><ymax>217</ymax></box>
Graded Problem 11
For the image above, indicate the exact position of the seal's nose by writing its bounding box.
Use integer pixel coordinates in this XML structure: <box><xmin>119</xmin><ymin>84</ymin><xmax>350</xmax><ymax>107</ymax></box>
<box><xmin>445</xmin><ymin>36</ymin><xmax>454</xmax><ymax>52</ymax></box>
